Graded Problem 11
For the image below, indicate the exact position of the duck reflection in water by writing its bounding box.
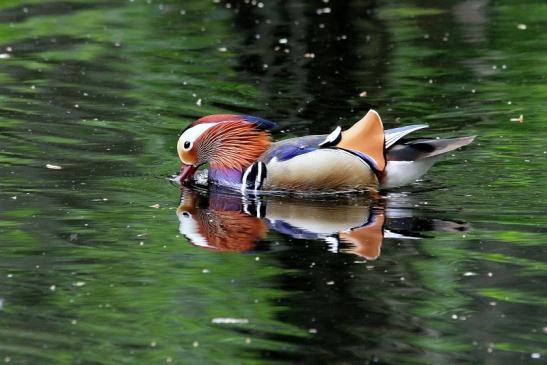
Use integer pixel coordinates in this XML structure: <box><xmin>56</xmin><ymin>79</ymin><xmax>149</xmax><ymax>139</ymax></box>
<box><xmin>177</xmin><ymin>187</ymin><xmax>397</xmax><ymax>260</ymax></box>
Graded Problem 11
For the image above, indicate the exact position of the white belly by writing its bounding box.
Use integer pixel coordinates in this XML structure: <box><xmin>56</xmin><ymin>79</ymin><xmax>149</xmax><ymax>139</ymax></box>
<box><xmin>262</xmin><ymin>149</ymin><xmax>378</xmax><ymax>192</ymax></box>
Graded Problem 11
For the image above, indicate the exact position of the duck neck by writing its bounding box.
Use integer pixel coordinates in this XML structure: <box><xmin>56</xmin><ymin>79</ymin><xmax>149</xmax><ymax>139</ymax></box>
<box><xmin>208</xmin><ymin>167</ymin><xmax>243</xmax><ymax>187</ymax></box>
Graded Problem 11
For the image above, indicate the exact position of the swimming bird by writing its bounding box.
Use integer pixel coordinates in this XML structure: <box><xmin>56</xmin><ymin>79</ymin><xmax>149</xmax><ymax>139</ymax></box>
<box><xmin>175</xmin><ymin>110</ymin><xmax>474</xmax><ymax>193</ymax></box>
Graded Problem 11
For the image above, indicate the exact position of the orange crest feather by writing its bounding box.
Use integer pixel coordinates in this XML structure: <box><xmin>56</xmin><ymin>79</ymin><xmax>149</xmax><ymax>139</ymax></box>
<box><xmin>197</xmin><ymin>121</ymin><xmax>271</xmax><ymax>170</ymax></box>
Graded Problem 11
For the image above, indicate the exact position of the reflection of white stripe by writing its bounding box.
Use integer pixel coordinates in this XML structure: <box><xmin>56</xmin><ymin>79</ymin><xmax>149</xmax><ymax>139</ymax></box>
<box><xmin>384</xmin><ymin>229</ymin><xmax>420</xmax><ymax>240</ymax></box>
<box><xmin>324</xmin><ymin>236</ymin><xmax>339</xmax><ymax>252</ymax></box>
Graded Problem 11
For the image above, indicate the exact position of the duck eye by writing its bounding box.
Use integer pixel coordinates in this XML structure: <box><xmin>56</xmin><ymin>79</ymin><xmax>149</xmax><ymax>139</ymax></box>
<box><xmin>183</xmin><ymin>141</ymin><xmax>192</xmax><ymax>150</ymax></box>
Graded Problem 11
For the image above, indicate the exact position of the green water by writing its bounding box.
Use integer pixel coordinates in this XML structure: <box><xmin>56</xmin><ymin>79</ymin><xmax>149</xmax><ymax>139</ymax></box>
<box><xmin>0</xmin><ymin>0</ymin><xmax>545</xmax><ymax>364</ymax></box>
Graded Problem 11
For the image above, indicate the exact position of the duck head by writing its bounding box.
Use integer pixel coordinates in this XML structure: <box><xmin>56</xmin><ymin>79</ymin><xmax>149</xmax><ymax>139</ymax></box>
<box><xmin>177</xmin><ymin>114</ymin><xmax>276</xmax><ymax>185</ymax></box>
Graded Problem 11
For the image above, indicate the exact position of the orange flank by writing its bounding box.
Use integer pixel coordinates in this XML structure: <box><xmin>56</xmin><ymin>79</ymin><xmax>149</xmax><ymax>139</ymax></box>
<box><xmin>339</xmin><ymin>212</ymin><xmax>384</xmax><ymax>260</ymax></box>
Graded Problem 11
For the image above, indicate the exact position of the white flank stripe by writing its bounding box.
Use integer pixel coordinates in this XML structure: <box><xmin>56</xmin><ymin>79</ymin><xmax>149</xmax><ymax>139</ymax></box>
<box><xmin>254</xmin><ymin>162</ymin><xmax>262</xmax><ymax>191</ymax></box>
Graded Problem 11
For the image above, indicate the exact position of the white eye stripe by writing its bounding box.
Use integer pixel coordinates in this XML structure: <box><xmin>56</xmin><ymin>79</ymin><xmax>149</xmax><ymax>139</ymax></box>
<box><xmin>177</xmin><ymin>122</ymin><xmax>218</xmax><ymax>152</ymax></box>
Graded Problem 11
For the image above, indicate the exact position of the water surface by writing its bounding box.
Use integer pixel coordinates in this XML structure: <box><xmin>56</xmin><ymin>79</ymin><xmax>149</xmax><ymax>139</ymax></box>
<box><xmin>0</xmin><ymin>0</ymin><xmax>545</xmax><ymax>364</ymax></box>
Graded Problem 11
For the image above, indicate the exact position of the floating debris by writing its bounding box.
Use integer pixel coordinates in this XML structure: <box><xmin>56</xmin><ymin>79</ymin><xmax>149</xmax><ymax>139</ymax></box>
<box><xmin>463</xmin><ymin>272</ymin><xmax>478</xmax><ymax>276</ymax></box>
<box><xmin>0</xmin><ymin>53</ymin><xmax>10</xmax><ymax>59</ymax></box>
<box><xmin>217</xmin><ymin>47</ymin><xmax>227</xmax><ymax>52</ymax></box>
<box><xmin>326</xmin><ymin>280</ymin><xmax>335</xmax><ymax>285</ymax></box>
<box><xmin>46</xmin><ymin>163</ymin><xmax>62</xmax><ymax>170</ymax></box>
<box><xmin>510</xmin><ymin>114</ymin><xmax>524</xmax><ymax>123</ymax></box>
<box><xmin>531</xmin><ymin>353</ymin><xmax>541</xmax><ymax>359</ymax></box>
<box><xmin>304</xmin><ymin>52</ymin><xmax>315</xmax><ymax>59</ymax></box>
<box><xmin>517</xmin><ymin>24</ymin><xmax>527</xmax><ymax>30</ymax></box>
<box><xmin>149</xmin><ymin>204</ymin><xmax>160</xmax><ymax>209</ymax></box>
<box><xmin>49</xmin><ymin>285</ymin><xmax>56</xmax><ymax>291</ymax></box>
<box><xmin>72</xmin><ymin>281</ymin><xmax>86</xmax><ymax>287</ymax></box>
<box><xmin>211</xmin><ymin>318</ymin><xmax>249</xmax><ymax>324</ymax></box>
<box><xmin>192</xmin><ymin>341</ymin><xmax>199</xmax><ymax>347</ymax></box>
<box><xmin>278</xmin><ymin>38</ymin><xmax>288</xmax><ymax>44</ymax></box>
<box><xmin>196</xmin><ymin>98</ymin><xmax>202</xmax><ymax>106</ymax></box>
<box><xmin>359</xmin><ymin>91</ymin><xmax>367</xmax><ymax>97</ymax></box>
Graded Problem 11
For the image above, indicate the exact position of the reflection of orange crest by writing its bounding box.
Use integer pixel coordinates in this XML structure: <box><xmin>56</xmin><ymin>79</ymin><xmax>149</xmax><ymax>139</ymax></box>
<box><xmin>339</xmin><ymin>213</ymin><xmax>384</xmax><ymax>260</ymax></box>
<box><xmin>177</xmin><ymin>199</ymin><xmax>267</xmax><ymax>252</ymax></box>
<box><xmin>195</xmin><ymin>210</ymin><xmax>266</xmax><ymax>251</ymax></box>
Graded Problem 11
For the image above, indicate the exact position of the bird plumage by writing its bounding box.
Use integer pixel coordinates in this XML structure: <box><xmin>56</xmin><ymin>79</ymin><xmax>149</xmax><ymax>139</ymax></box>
<box><xmin>175</xmin><ymin>110</ymin><xmax>475</xmax><ymax>192</ymax></box>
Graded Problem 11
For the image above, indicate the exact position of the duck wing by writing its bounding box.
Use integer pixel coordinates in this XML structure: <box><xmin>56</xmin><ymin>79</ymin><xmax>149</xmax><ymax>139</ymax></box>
<box><xmin>385</xmin><ymin>124</ymin><xmax>429</xmax><ymax>149</ymax></box>
<box><xmin>387</xmin><ymin>136</ymin><xmax>475</xmax><ymax>161</ymax></box>
<box><xmin>260</xmin><ymin>135</ymin><xmax>326</xmax><ymax>164</ymax></box>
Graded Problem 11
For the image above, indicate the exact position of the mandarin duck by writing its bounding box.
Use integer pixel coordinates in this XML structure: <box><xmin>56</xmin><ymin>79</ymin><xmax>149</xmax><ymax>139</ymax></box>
<box><xmin>175</xmin><ymin>110</ymin><xmax>474</xmax><ymax>193</ymax></box>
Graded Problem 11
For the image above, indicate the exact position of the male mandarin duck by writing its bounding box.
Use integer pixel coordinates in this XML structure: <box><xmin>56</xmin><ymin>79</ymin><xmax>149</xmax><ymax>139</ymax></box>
<box><xmin>175</xmin><ymin>110</ymin><xmax>474</xmax><ymax>193</ymax></box>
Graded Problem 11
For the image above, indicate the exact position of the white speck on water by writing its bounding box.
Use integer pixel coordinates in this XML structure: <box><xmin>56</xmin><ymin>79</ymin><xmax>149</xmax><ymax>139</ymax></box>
<box><xmin>72</xmin><ymin>281</ymin><xmax>86</xmax><ymax>287</ymax></box>
<box><xmin>10</xmin><ymin>196</ymin><xmax>16</xmax><ymax>200</ymax></box>
<box><xmin>517</xmin><ymin>24</ymin><xmax>527</xmax><ymax>30</ymax></box>
<box><xmin>326</xmin><ymin>280</ymin><xmax>335</xmax><ymax>285</ymax></box>
<box><xmin>202</xmin><ymin>269</ymin><xmax>210</xmax><ymax>274</ymax></box>
<box><xmin>279</xmin><ymin>38</ymin><xmax>288</xmax><ymax>44</ymax></box>
<box><xmin>487</xmin><ymin>272</ymin><xmax>493</xmax><ymax>277</ymax></box>
<box><xmin>255</xmin><ymin>256</ymin><xmax>260</xmax><ymax>261</ymax></box>
<box><xmin>149</xmin><ymin>203</ymin><xmax>160</xmax><ymax>209</ymax></box>
<box><xmin>0</xmin><ymin>53</ymin><xmax>10</xmax><ymax>59</ymax></box>
<box><xmin>309</xmin><ymin>328</ymin><xmax>318</xmax><ymax>334</ymax></box>
<box><xmin>46</xmin><ymin>163</ymin><xmax>62</xmax><ymax>170</ymax></box>
<box><xmin>400</xmin><ymin>276</ymin><xmax>405</xmax><ymax>281</ymax></box>
<box><xmin>4</xmin><ymin>357</ymin><xmax>10</xmax><ymax>363</ymax></box>
<box><xmin>531</xmin><ymin>353</ymin><xmax>541</xmax><ymax>359</ymax></box>
<box><xmin>196</xmin><ymin>98</ymin><xmax>202</xmax><ymax>106</ymax></box>
<box><xmin>192</xmin><ymin>341</ymin><xmax>199</xmax><ymax>347</ymax></box>
<box><xmin>139</xmin><ymin>241</ymin><xmax>144</xmax><ymax>246</ymax></box>
<box><xmin>49</xmin><ymin>285</ymin><xmax>56</xmax><ymax>291</ymax></box>
<box><xmin>179</xmin><ymin>9</ymin><xmax>186</xmax><ymax>15</ymax></box>
<box><xmin>7</xmin><ymin>274</ymin><xmax>12</xmax><ymax>278</ymax></box>
<box><xmin>463</xmin><ymin>272</ymin><xmax>478</xmax><ymax>276</ymax></box>
<box><xmin>211</xmin><ymin>318</ymin><xmax>249</xmax><ymax>324</ymax></box>
<box><xmin>150</xmin><ymin>341</ymin><xmax>157</xmax><ymax>347</ymax></box>
<box><xmin>71</xmin><ymin>319</ymin><xmax>77</xmax><ymax>325</ymax></box>
<box><xmin>166</xmin><ymin>357</ymin><xmax>173</xmax><ymax>363</ymax></box>
<box><xmin>245</xmin><ymin>337</ymin><xmax>251</xmax><ymax>344</ymax></box>
<box><xmin>6</xmin><ymin>47</ymin><xmax>12</xmax><ymax>52</ymax></box>
<box><xmin>451</xmin><ymin>314</ymin><xmax>458</xmax><ymax>320</ymax></box>
<box><xmin>218</xmin><ymin>47</ymin><xmax>227</xmax><ymax>52</ymax></box>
